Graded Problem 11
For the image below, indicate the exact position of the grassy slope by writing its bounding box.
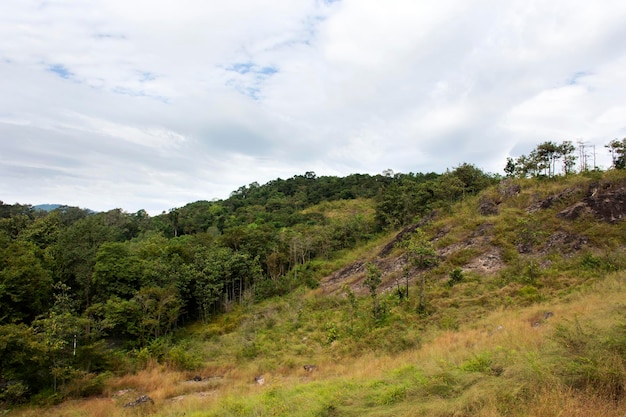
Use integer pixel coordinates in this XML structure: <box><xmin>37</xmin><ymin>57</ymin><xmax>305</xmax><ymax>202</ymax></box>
<box><xmin>11</xmin><ymin>172</ymin><xmax>626</xmax><ymax>417</ymax></box>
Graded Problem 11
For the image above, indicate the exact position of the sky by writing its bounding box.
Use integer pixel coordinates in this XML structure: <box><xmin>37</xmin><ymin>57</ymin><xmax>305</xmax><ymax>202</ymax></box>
<box><xmin>1</xmin><ymin>0</ymin><xmax>626</xmax><ymax>215</ymax></box>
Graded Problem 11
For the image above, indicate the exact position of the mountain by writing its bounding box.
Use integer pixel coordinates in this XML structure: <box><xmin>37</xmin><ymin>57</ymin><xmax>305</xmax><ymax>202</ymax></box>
<box><xmin>33</xmin><ymin>203</ymin><xmax>62</xmax><ymax>212</ymax></box>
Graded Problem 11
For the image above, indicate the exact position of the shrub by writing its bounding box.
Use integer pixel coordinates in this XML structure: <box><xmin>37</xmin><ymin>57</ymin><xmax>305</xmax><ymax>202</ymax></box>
<box><xmin>447</xmin><ymin>267</ymin><xmax>464</xmax><ymax>287</ymax></box>
<box><xmin>166</xmin><ymin>343</ymin><xmax>203</xmax><ymax>371</ymax></box>
<box><xmin>60</xmin><ymin>372</ymin><xmax>110</xmax><ymax>398</ymax></box>
<box><xmin>0</xmin><ymin>381</ymin><xmax>29</xmax><ymax>405</ymax></box>
<box><xmin>459</xmin><ymin>352</ymin><xmax>492</xmax><ymax>373</ymax></box>
<box><xmin>518</xmin><ymin>285</ymin><xmax>542</xmax><ymax>304</ymax></box>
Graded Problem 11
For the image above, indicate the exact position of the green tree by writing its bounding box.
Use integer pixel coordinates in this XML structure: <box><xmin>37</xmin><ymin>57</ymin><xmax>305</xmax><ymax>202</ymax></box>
<box><xmin>53</xmin><ymin>214</ymin><xmax>122</xmax><ymax>309</ymax></box>
<box><xmin>92</xmin><ymin>242</ymin><xmax>143</xmax><ymax>302</ymax></box>
<box><xmin>560</xmin><ymin>140</ymin><xmax>577</xmax><ymax>174</ymax></box>
<box><xmin>32</xmin><ymin>311</ymin><xmax>84</xmax><ymax>392</ymax></box>
<box><xmin>450</xmin><ymin>163</ymin><xmax>496</xmax><ymax>195</ymax></box>
<box><xmin>0</xmin><ymin>241</ymin><xmax>53</xmax><ymax>323</ymax></box>
<box><xmin>0</xmin><ymin>324</ymin><xmax>46</xmax><ymax>403</ymax></box>
<box><xmin>504</xmin><ymin>157</ymin><xmax>516</xmax><ymax>177</ymax></box>
<box><xmin>364</xmin><ymin>262</ymin><xmax>383</xmax><ymax>320</ymax></box>
<box><xmin>132</xmin><ymin>286</ymin><xmax>181</xmax><ymax>346</ymax></box>
<box><xmin>536</xmin><ymin>141</ymin><xmax>561</xmax><ymax>177</ymax></box>
<box><xmin>402</xmin><ymin>229</ymin><xmax>439</xmax><ymax>314</ymax></box>
<box><xmin>606</xmin><ymin>138</ymin><xmax>626</xmax><ymax>169</ymax></box>
<box><xmin>184</xmin><ymin>247</ymin><xmax>228</xmax><ymax>322</ymax></box>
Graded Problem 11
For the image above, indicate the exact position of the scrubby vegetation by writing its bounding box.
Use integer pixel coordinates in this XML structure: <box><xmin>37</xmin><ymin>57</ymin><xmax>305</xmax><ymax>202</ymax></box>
<box><xmin>2</xmin><ymin>149</ymin><xmax>626</xmax><ymax>415</ymax></box>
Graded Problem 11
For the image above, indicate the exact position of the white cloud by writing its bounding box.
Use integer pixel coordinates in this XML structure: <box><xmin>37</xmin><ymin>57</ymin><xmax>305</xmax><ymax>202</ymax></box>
<box><xmin>1</xmin><ymin>0</ymin><xmax>626</xmax><ymax>213</ymax></box>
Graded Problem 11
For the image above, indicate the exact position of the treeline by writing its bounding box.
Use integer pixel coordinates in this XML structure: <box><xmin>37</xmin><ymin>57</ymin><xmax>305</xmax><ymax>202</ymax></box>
<box><xmin>0</xmin><ymin>164</ymin><xmax>495</xmax><ymax>402</ymax></box>
<box><xmin>505</xmin><ymin>138</ymin><xmax>626</xmax><ymax>178</ymax></box>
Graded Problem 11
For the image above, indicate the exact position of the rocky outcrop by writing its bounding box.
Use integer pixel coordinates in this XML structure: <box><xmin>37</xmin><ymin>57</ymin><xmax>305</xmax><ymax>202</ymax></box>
<box><xmin>123</xmin><ymin>394</ymin><xmax>154</xmax><ymax>408</ymax></box>
<box><xmin>558</xmin><ymin>182</ymin><xmax>626</xmax><ymax>223</ymax></box>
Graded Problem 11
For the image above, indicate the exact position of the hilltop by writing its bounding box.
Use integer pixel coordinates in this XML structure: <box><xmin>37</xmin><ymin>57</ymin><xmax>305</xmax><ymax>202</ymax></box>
<box><xmin>1</xmin><ymin>168</ymin><xmax>626</xmax><ymax>416</ymax></box>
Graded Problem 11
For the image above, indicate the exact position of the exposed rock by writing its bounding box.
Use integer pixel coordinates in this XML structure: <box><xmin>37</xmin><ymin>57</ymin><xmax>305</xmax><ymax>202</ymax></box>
<box><xmin>479</xmin><ymin>197</ymin><xmax>499</xmax><ymax>215</ymax></box>
<box><xmin>254</xmin><ymin>375</ymin><xmax>265</xmax><ymax>385</ymax></box>
<box><xmin>123</xmin><ymin>395</ymin><xmax>154</xmax><ymax>408</ymax></box>
<box><xmin>557</xmin><ymin>202</ymin><xmax>590</xmax><ymax>220</ymax></box>
<box><xmin>530</xmin><ymin>311</ymin><xmax>554</xmax><ymax>328</ymax></box>
<box><xmin>499</xmin><ymin>181</ymin><xmax>521</xmax><ymax>198</ymax></box>
<box><xmin>169</xmin><ymin>391</ymin><xmax>217</xmax><ymax>402</ymax></box>
<box><xmin>113</xmin><ymin>388</ymin><xmax>134</xmax><ymax>397</ymax></box>
<box><xmin>542</xmin><ymin>230</ymin><xmax>588</xmax><ymax>253</ymax></box>
<box><xmin>463</xmin><ymin>249</ymin><xmax>504</xmax><ymax>275</ymax></box>
<box><xmin>557</xmin><ymin>182</ymin><xmax>626</xmax><ymax>223</ymax></box>
<box><xmin>584</xmin><ymin>183</ymin><xmax>626</xmax><ymax>223</ymax></box>
<box><xmin>321</xmin><ymin>261</ymin><xmax>365</xmax><ymax>291</ymax></box>
<box><xmin>183</xmin><ymin>375</ymin><xmax>223</xmax><ymax>384</ymax></box>
<box><xmin>527</xmin><ymin>188</ymin><xmax>578</xmax><ymax>213</ymax></box>
<box><xmin>303</xmin><ymin>364</ymin><xmax>317</xmax><ymax>372</ymax></box>
<box><xmin>471</xmin><ymin>223</ymin><xmax>494</xmax><ymax>237</ymax></box>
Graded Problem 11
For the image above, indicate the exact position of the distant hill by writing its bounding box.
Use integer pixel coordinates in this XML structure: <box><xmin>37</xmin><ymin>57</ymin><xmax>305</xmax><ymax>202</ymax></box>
<box><xmin>33</xmin><ymin>204</ymin><xmax>62</xmax><ymax>212</ymax></box>
<box><xmin>33</xmin><ymin>204</ymin><xmax>97</xmax><ymax>214</ymax></box>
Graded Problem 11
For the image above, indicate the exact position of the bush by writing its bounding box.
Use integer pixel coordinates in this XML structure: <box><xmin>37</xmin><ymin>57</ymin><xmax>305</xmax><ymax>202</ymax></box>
<box><xmin>0</xmin><ymin>381</ymin><xmax>29</xmax><ymax>405</ymax></box>
<box><xmin>447</xmin><ymin>267</ymin><xmax>464</xmax><ymax>287</ymax></box>
<box><xmin>518</xmin><ymin>285</ymin><xmax>543</xmax><ymax>304</ymax></box>
<box><xmin>166</xmin><ymin>343</ymin><xmax>203</xmax><ymax>371</ymax></box>
<box><xmin>60</xmin><ymin>372</ymin><xmax>110</xmax><ymax>398</ymax></box>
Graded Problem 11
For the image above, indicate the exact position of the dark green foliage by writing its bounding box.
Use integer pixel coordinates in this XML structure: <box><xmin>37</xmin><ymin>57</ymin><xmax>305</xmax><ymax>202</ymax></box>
<box><xmin>448</xmin><ymin>267</ymin><xmax>464</xmax><ymax>287</ymax></box>
<box><xmin>580</xmin><ymin>252</ymin><xmax>622</xmax><ymax>272</ymax></box>
<box><xmin>605</xmin><ymin>138</ymin><xmax>626</xmax><ymax>169</ymax></box>
<box><xmin>365</xmin><ymin>263</ymin><xmax>383</xmax><ymax>320</ymax></box>
<box><xmin>375</xmin><ymin>165</ymin><xmax>496</xmax><ymax>229</ymax></box>
<box><xmin>0</xmin><ymin>324</ymin><xmax>46</xmax><ymax>403</ymax></box>
<box><xmin>0</xmin><ymin>241</ymin><xmax>53</xmax><ymax>323</ymax></box>
<box><xmin>93</xmin><ymin>242</ymin><xmax>143</xmax><ymax>301</ymax></box>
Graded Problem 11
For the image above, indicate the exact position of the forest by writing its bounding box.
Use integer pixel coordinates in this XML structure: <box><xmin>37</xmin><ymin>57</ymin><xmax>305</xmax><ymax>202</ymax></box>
<box><xmin>1</xmin><ymin>138</ymin><xmax>625</xmax><ymax>406</ymax></box>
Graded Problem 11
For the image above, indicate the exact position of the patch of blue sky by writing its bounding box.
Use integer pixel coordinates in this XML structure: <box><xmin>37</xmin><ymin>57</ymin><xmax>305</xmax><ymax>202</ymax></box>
<box><xmin>223</xmin><ymin>62</ymin><xmax>279</xmax><ymax>100</ymax></box>
<box><xmin>243</xmin><ymin>86</ymin><xmax>261</xmax><ymax>100</ymax></box>
<box><xmin>258</xmin><ymin>66</ymin><xmax>278</xmax><ymax>75</ymax></box>
<box><xmin>112</xmin><ymin>86</ymin><xmax>169</xmax><ymax>103</ymax></box>
<box><xmin>224</xmin><ymin>79</ymin><xmax>258</xmax><ymax>100</ymax></box>
<box><xmin>228</xmin><ymin>62</ymin><xmax>255</xmax><ymax>74</ymax></box>
<box><xmin>47</xmin><ymin>63</ymin><xmax>73</xmax><ymax>79</ymax></box>
<box><xmin>137</xmin><ymin>71</ymin><xmax>157</xmax><ymax>82</ymax></box>
<box><xmin>226</xmin><ymin>62</ymin><xmax>278</xmax><ymax>77</ymax></box>
<box><xmin>567</xmin><ymin>71</ymin><xmax>590</xmax><ymax>85</ymax></box>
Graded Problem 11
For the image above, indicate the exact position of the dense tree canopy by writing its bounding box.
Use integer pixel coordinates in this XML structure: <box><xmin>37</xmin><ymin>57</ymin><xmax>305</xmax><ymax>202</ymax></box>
<box><xmin>0</xmin><ymin>163</ymin><xmax>497</xmax><ymax>401</ymax></box>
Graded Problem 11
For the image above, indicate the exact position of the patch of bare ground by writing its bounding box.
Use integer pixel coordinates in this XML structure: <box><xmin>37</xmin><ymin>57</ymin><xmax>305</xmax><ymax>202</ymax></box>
<box><xmin>320</xmin><ymin>221</ymin><xmax>507</xmax><ymax>295</ymax></box>
<box><xmin>463</xmin><ymin>248</ymin><xmax>504</xmax><ymax>275</ymax></box>
<box><xmin>320</xmin><ymin>255</ymin><xmax>409</xmax><ymax>296</ymax></box>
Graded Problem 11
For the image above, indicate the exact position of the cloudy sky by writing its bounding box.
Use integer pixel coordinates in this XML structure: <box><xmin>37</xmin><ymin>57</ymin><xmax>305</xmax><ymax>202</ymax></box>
<box><xmin>1</xmin><ymin>0</ymin><xmax>625</xmax><ymax>214</ymax></box>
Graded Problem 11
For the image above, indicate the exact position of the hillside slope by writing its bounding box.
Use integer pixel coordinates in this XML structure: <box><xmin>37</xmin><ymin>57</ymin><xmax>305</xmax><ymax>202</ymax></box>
<box><xmin>8</xmin><ymin>171</ymin><xmax>626</xmax><ymax>417</ymax></box>
<box><xmin>322</xmin><ymin>172</ymin><xmax>626</xmax><ymax>297</ymax></box>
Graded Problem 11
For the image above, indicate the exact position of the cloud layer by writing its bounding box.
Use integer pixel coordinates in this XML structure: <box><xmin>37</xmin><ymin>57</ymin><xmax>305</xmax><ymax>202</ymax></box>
<box><xmin>1</xmin><ymin>0</ymin><xmax>625</xmax><ymax>213</ymax></box>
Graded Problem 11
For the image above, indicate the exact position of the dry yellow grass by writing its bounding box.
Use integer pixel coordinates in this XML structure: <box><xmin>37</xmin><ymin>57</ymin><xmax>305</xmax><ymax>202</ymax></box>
<box><xmin>8</xmin><ymin>273</ymin><xmax>625</xmax><ymax>417</ymax></box>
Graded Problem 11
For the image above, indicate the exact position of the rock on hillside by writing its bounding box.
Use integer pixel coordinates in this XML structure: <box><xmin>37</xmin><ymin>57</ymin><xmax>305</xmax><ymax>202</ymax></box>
<box><xmin>320</xmin><ymin>176</ymin><xmax>626</xmax><ymax>294</ymax></box>
<box><xmin>557</xmin><ymin>181</ymin><xmax>626</xmax><ymax>223</ymax></box>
